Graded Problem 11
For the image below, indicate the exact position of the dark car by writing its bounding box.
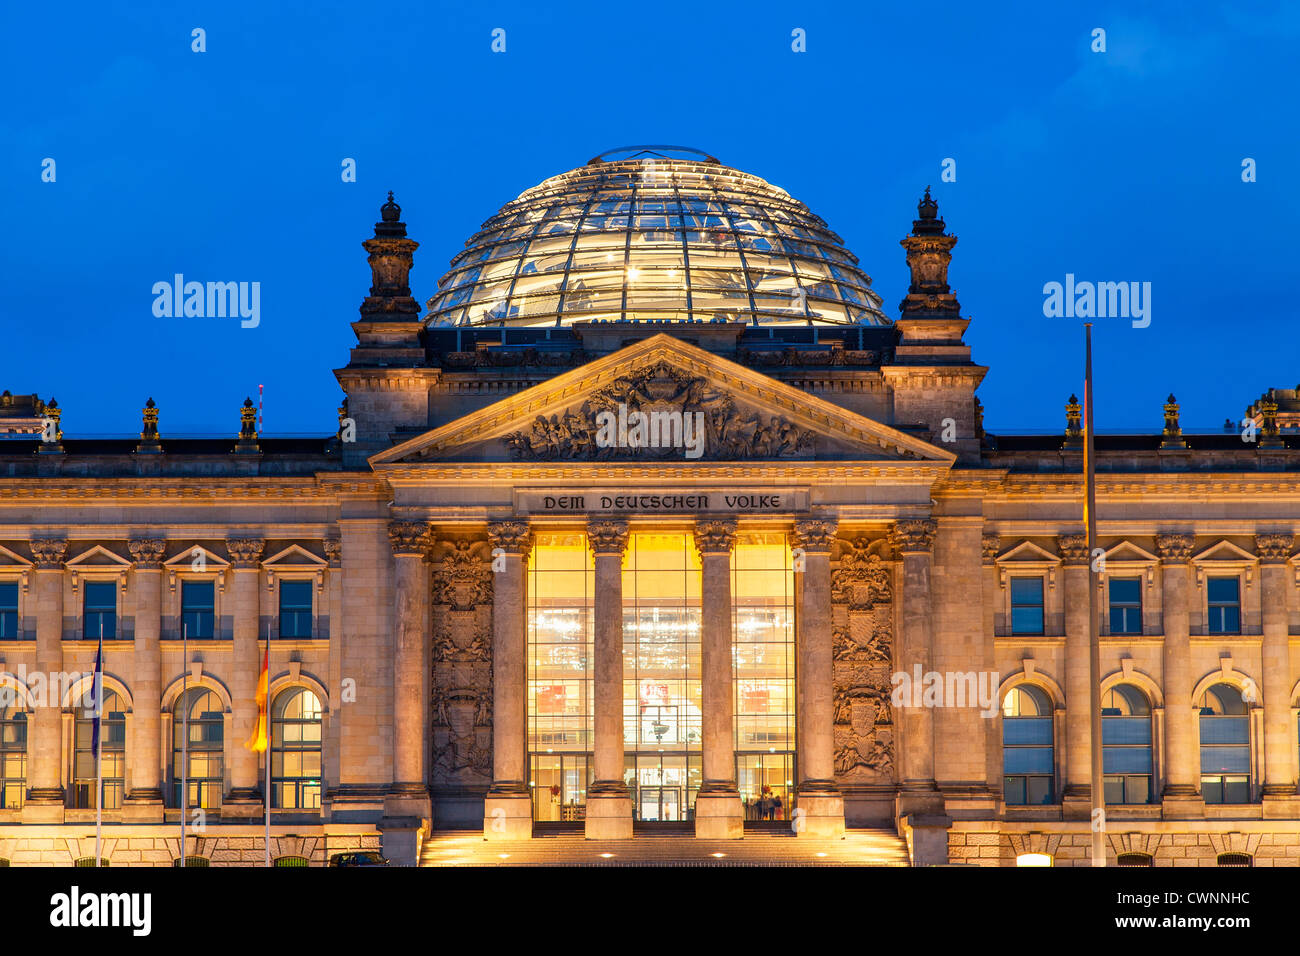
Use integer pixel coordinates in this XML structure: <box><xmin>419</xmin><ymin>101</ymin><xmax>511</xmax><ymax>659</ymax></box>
<box><xmin>328</xmin><ymin>852</ymin><xmax>389</xmax><ymax>867</ymax></box>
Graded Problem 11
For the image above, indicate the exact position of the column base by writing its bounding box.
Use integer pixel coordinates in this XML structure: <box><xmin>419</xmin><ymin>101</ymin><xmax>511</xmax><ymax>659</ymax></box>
<box><xmin>22</xmin><ymin>788</ymin><xmax>65</xmax><ymax>824</ymax></box>
<box><xmin>384</xmin><ymin>782</ymin><xmax>432</xmax><ymax>821</ymax></box>
<box><xmin>694</xmin><ymin>791</ymin><xmax>744</xmax><ymax>839</ymax></box>
<box><xmin>221</xmin><ymin>788</ymin><xmax>265</xmax><ymax>820</ymax></box>
<box><xmin>1261</xmin><ymin>789</ymin><xmax>1300</xmax><ymax>818</ymax></box>
<box><xmin>121</xmin><ymin>789</ymin><xmax>165</xmax><ymax>823</ymax></box>
<box><xmin>483</xmin><ymin>787</ymin><xmax>533</xmax><ymax>840</ymax></box>
<box><xmin>1060</xmin><ymin>785</ymin><xmax>1096</xmax><ymax>821</ymax></box>
<box><xmin>901</xmin><ymin>812</ymin><xmax>953</xmax><ymax>866</ymax></box>
<box><xmin>1161</xmin><ymin>786</ymin><xmax>1205</xmax><ymax>819</ymax></box>
<box><xmin>896</xmin><ymin>782</ymin><xmax>944</xmax><ymax>818</ymax></box>
<box><xmin>585</xmin><ymin>787</ymin><xmax>633</xmax><ymax>840</ymax></box>
<box><xmin>795</xmin><ymin>784</ymin><xmax>845</xmax><ymax>838</ymax></box>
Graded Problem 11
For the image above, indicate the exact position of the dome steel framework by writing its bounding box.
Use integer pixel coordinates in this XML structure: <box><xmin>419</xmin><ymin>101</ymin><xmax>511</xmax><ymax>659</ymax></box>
<box><xmin>424</xmin><ymin>149</ymin><xmax>888</xmax><ymax>329</ymax></box>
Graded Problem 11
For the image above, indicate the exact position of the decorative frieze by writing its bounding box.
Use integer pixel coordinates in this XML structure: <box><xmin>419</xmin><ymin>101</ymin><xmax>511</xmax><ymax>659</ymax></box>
<box><xmin>1155</xmin><ymin>533</ymin><xmax>1195</xmax><ymax>563</ymax></box>
<box><xmin>1057</xmin><ymin>533</ymin><xmax>1089</xmax><ymax>565</ymax></box>
<box><xmin>586</xmin><ymin>519</ymin><xmax>629</xmax><ymax>555</ymax></box>
<box><xmin>693</xmin><ymin>519</ymin><xmax>736</xmax><ymax>556</ymax></box>
<box><xmin>30</xmin><ymin>538</ymin><xmax>67</xmax><ymax>569</ymax></box>
<box><xmin>226</xmin><ymin>537</ymin><xmax>264</xmax><ymax>568</ymax></box>
<box><xmin>1255</xmin><ymin>533</ymin><xmax>1295</xmax><ymax>564</ymax></box>
<box><xmin>888</xmin><ymin>518</ymin><xmax>934</xmax><ymax>555</ymax></box>
<box><xmin>128</xmin><ymin>538</ymin><xmax>166</xmax><ymax>569</ymax></box>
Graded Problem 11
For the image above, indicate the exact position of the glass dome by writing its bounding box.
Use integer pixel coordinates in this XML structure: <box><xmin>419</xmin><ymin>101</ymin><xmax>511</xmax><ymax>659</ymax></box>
<box><xmin>424</xmin><ymin>147</ymin><xmax>888</xmax><ymax>328</ymax></box>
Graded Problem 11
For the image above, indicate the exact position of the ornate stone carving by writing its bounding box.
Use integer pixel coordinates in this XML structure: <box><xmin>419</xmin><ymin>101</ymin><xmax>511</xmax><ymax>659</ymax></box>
<box><xmin>226</xmin><ymin>538</ymin><xmax>264</xmax><ymax>568</ymax></box>
<box><xmin>831</xmin><ymin>535</ymin><xmax>896</xmax><ymax>786</ymax></box>
<box><xmin>1255</xmin><ymin>533</ymin><xmax>1295</xmax><ymax>563</ymax></box>
<box><xmin>792</xmin><ymin>518</ymin><xmax>837</xmax><ymax>553</ymax></box>
<box><xmin>502</xmin><ymin>361</ymin><xmax>818</xmax><ymax>461</ymax></box>
<box><xmin>1156</xmin><ymin>534</ymin><xmax>1195</xmax><ymax>563</ymax></box>
<box><xmin>128</xmin><ymin>538</ymin><xmax>166</xmax><ymax>569</ymax></box>
<box><xmin>430</xmin><ymin>541</ymin><xmax>492</xmax><ymax>612</ymax></box>
<box><xmin>587</xmin><ymin>519</ymin><xmax>629</xmax><ymax>555</ymax></box>
<box><xmin>487</xmin><ymin>520</ymin><xmax>532</xmax><ymax>556</ymax></box>
<box><xmin>389</xmin><ymin>520</ymin><xmax>432</xmax><ymax>556</ymax></box>
<box><xmin>430</xmin><ymin>536</ymin><xmax>494</xmax><ymax>789</ymax></box>
<box><xmin>440</xmin><ymin>347</ymin><xmax>590</xmax><ymax>370</ymax></box>
<box><xmin>981</xmin><ymin>533</ymin><xmax>1000</xmax><ymax>564</ymax></box>
<box><xmin>1057</xmin><ymin>533</ymin><xmax>1088</xmax><ymax>565</ymax></box>
<box><xmin>323</xmin><ymin>537</ymin><xmax>342</xmax><ymax>566</ymax></box>
<box><xmin>889</xmin><ymin>518</ymin><xmax>935</xmax><ymax>555</ymax></box>
<box><xmin>30</xmin><ymin>538</ymin><xmax>67</xmax><ymax>569</ymax></box>
<box><xmin>693</xmin><ymin>519</ymin><xmax>736</xmax><ymax>556</ymax></box>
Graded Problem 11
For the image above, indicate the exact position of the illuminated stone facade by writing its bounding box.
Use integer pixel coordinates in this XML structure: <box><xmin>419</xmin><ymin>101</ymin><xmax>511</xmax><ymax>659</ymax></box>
<box><xmin>1</xmin><ymin>153</ymin><xmax>1297</xmax><ymax>866</ymax></box>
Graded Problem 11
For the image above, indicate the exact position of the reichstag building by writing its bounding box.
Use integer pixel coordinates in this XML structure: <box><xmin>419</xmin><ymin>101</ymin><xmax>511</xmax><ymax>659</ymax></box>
<box><xmin>1</xmin><ymin>147</ymin><xmax>1297</xmax><ymax>866</ymax></box>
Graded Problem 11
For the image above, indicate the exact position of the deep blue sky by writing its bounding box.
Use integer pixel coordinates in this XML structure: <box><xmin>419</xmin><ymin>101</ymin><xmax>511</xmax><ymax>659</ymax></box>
<box><xmin>2</xmin><ymin>0</ymin><xmax>1296</xmax><ymax>436</ymax></box>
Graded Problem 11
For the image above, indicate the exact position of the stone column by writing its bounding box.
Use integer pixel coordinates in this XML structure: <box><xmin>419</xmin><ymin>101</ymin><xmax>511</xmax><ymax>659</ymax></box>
<box><xmin>693</xmin><ymin>519</ymin><xmax>743</xmax><ymax>838</ymax></box>
<box><xmin>793</xmin><ymin>518</ymin><xmax>844</xmax><ymax>837</ymax></box>
<box><xmin>891</xmin><ymin>519</ymin><xmax>943</xmax><ymax>819</ymax></box>
<box><xmin>123</xmin><ymin>538</ymin><xmax>165</xmax><ymax>822</ymax></box>
<box><xmin>386</xmin><ymin>522</ymin><xmax>432</xmax><ymax>833</ymax></box>
<box><xmin>1058</xmin><ymin>533</ymin><xmax>1092</xmax><ymax>818</ymax></box>
<box><xmin>585</xmin><ymin>519</ymin><xmax>633</xmax><ymax>840</ymax></box>
<box><xmin>1157</xmin><ymin>533</ymin><xmax>1201</xmax><ymax>815</ymax></box>
<box><xmin>981</xmin><ymin>534</ymin><xmax>1002</xmax><ymax>795</ymax></box>
<box><xmin>24</xmin><ymin>538</ymin><xmax>66</xmax><ymax>823</ymax></box>
<box><xmin>1258</xmin><ymin>533</ymin><xmax>1297</xmax><ymax>811</ymax></box>
<box><xmin>223</xmin><ymin>537</ymin><xmax>264</xmax><ymax>817</ymax></box>
<box><xmin>323</xmin><ymin>537</ymin><xmax>343</xmax><ymax>801</ymax></box>
<box><xmin>484</xmin><ymin>520</ymin><xmax>533</xmax><ymax>840</ymax></box>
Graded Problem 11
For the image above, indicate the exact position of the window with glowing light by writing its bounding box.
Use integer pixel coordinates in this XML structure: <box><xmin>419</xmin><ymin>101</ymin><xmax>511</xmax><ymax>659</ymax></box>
<box><xmin>1199</xmin><ymin>683</ymin><xmax>1250</xmax><ymax>804</ymax></box>
<box><xmin>527</xmin><ymin>533</ymin><xmax>594</xmax><ymax>822</ymax></box>
<box><xmin>1002</xmin><ymin>685</ymin><xmax>1055</xmax><ymax>806</ymax></box>
<box><xmin>0</xmin><ymin>700</ymin><xmax>26</xmax><ymax>810</ymax></box>
<box><xmin>72</xmin><ymin>689</ymin><xmax>126</xmax><ymax>809</ymax></box>
<box><xmin>271</xmin><ymin>688</ymin><xmax>321</xmax><ymax>810</ymax></box>
<box><xmin>172</xmin><ymin>687</ymin><xmax>224</xmax><ymax>810</ymax></box>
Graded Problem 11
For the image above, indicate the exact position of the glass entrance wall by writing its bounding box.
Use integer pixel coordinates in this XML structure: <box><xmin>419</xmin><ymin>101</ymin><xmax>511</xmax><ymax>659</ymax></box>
<box><xmin>622</xmin><ymin>532</ymin><xmax>702</xmax><ymax>819</ymax></box>
<box><xmin>732</xmin><ymin>532</ymin><xmax>796</xmax><ymax>818</ymax></box>
<box><xmin>527</xmin><ymin>533</ymin><xmax>595</xmax><ymax>821</ymax></box>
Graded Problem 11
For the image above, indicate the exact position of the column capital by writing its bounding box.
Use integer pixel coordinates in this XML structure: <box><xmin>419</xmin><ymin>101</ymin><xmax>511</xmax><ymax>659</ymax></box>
<box><xmin>1156</xmin><ymin>533</ymin><xmax>1195</xmax><ymax>564</ymax></box>
<box><xmin>694</xmin><ymin>518</ymin><xmax>737</xmax><ymax>557</ymax></box>
<box><xmin>1057</xmin><ymin>533</ymin><xmax>1088</xmax><ymax>565</ymax></box>
<box><xmin>587</xmin><ymin>519</ymin><xmax>629</xmax><ymax>556</ymax></box>
<box><xmin>792</xmin><ymin>517</ymin><xmax>838</xmax><ymax>554</ymax></box>
<box><xmin>30</xmin><ymin>538</ymin><xmax>67</xmax><ymax>569</ymax></box>
<box><xmin>888</xmin><ymin>518</ymin><xmax>934</xmax><ymax>555</ymax></box>
<box><xmin>487</xmin><ymin>520</ymin><xmax>533</xmax><ymax>555</ymax></box>
<box><xmin>389</xmin><ymin>520</ymin><xmax>432</xmax><ymax>557</ymax></box>
<box><xmin>1256</xmin><ymin>533</ymin><xmax>1295</xmax><ymax>564</ymax></box>
<box><xmin>981</xmin><ymin>532</ymin><xmax>1000</xmax><ymax>565</ymax></box>
<box><xmin>323</xmin><ymin>536</ymin><xmax>342</xmax><ymax>567</ymax></box>
<box><xmin>128</xmin><ymin>537</ymin><xmax>166</xmax><ymax>569</ymax></box>
<box><xmin>226</xmin><ymin>537</ymin><xmax>265</xmax><ymax>568</ymax></box>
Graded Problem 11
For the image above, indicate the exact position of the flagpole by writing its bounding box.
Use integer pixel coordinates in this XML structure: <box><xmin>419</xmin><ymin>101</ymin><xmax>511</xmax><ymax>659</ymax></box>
<box><xmin>181</xmin><ymin>621</ymin><xmax>188</xmax><ymax>867</ymax></box>
<box><xmin>264</xmin><ymin>620</ymin><xmax>271</xmax><ymax>867</ymax></box>
<box><xmin>95</xmin><ymin>615</ymin><xmax>103</xmax><ymax>868</ymax></box>
<box><xmin>1084</xmin><ymin>322</ymin><xmax>1106</xmax><ymax>867</ymax></box>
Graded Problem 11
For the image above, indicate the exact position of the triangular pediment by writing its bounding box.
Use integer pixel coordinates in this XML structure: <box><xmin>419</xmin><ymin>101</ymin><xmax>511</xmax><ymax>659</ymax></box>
<box><xmin>1104</xmin><ymin>541</ymin><xmax>1159</xmax><ymax>564</ymax></box>
<box><xmin>0</xmin><ymin>544</ymin><xmax>33</xmax><ymax>568</ymax></box>
<box><xmin>372</xmin><ymin>334</ymin><xmax>955</xmax><ymax>467</ymax></box>
<box><xmin>995</xmin><ymin>540</ymin><xmax>1060</xmax><ymax>564</ymax></box>
<box><xmin>65</xmin><ymin>545</ymin><xmax>132</xmax><ymax>569</ymax></box>
<box><xmin>263</xmin><ymin>544</ymin><xmax>328</xmax><ymax>569</ymax></box>
<box><xmin>1192</xmin><ymin>539</ymin><xmax>1258</xmax><ymax>563</ymax></box>
<box><xmin>162</xmin><ymin>546</ymin><xmax>231</xmax><ymax>571</ymax></box>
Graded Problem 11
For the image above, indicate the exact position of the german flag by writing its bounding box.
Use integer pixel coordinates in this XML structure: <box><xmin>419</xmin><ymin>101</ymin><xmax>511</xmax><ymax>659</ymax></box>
<box><xmin>244</xmin><ymin>643</ymin><xmax>269</xmax><ymax>752</ymax></box>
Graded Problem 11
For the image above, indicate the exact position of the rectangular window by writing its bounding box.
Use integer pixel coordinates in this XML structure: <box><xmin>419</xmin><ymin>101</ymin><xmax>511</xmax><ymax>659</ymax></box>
<box><xmin>181</xmin><ymin>580</ymin><xmax>215</xmax><ymax>639</ymax></box>
<box><xmin>0</xmin><ymin>582</ymin><xmax>17</xmax><ymax>640</ymax></box>
<box><xmin>1108</xmin><ymin>578</ymin><xmax>1142</xmax><ymax>635</ymax></box>
<box><xmin>82</xmin><ymin>581</ymin><xmax>117</xmax><ymax>640</ymax></box>
<box><xmin>278</xmin><ymin>581</ymin><xmax>313</xmax><ymax>639</ymax></box>
<box><xmin>1010</xmin><ymin>577</ymin><xmax>1044</xmax><ymax>635</ymax></box>
<box><xmin>1207</xmin><ymin>577</ymin><xmax>1241</xmax><ymax>634</ymax></box>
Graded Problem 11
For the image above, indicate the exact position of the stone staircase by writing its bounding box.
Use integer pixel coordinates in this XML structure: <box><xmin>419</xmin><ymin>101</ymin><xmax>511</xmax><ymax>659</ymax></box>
<box><xmin>420</xmin><ymin>827</ymin><xmax>910</xmax><ymax>866</ymax></box>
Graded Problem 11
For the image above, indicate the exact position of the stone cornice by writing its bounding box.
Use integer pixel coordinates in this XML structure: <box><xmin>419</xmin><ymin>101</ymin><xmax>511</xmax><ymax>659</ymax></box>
<box><xmin>379</xmin><ymin>461</ymin><xmax>951</xmax><ymax>484</ymax></box>
<box><xmin>333</xmin><ymin>368</ymin><xmax>442</xmax><ymax>390</ymax></box>
<box><xmin>0</xmin><ymin>477</ymin><xmax>338</xmax><ymax>501</ymax></box>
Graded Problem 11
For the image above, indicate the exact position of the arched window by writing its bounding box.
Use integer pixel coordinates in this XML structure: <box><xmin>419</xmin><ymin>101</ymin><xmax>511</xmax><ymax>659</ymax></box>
<box><xmin>271</xmin><ymin>688</ymin><xmax>321</xmax><ymax>810</ymax></box>
<box><xmin>73</xmin><ymin>689</ymin><xmax>126</xmax><ymax>809</ymax></box>
<box><xmin>1217</xmin><ymin>852</ymin><xmax>1252</xmax><ymax>867</ymax></box>
<box><xmin>172</xmin><ymin>688</ymin><xmax>224</xmax><ymax>809</ymax></box>
<box><xmin>1102</xmin><ymin>684</ymin><xmax>1153</xmax><ymax>804</ymax></box>
<box><xmin>0</xmin><ymin>700</ymin><xmax>26</xmax><ymax>809</ymax></box>
<box><xmin>1198</xmin><ymin>683</ymin><xmax>1250</xmax><ymax>804</ymax></box>
<box><xmin>1002</xmin><ymin>685</ymin><xmax>1055</xmax><ymax>805</ymax></box>
<box><xmin>274</xmin><ymin>855</ymin><xmax>310</xmax><ymax>867</ymax></box>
